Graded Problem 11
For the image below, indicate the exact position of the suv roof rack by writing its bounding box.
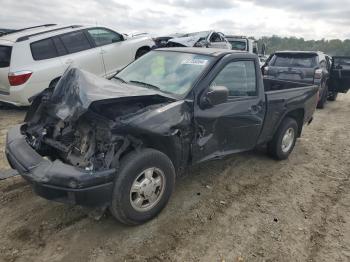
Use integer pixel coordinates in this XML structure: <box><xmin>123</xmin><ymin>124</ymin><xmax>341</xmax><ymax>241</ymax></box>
<box><xmin>16</xmin><ymin>25</ymin><xmax>82</xmax><ymax>42</ymax></box>
<box><xmin>0</xmin><ymin>24</ymin><xmax>57</xmax><ymax>37</ymax></box>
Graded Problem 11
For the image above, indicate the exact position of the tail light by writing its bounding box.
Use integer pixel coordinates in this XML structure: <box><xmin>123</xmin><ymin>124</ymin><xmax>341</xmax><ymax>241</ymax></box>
<box><xmin>263</xmin><ymin>66</ymin><xmax>269</xmax><ymax>75</ymax></box>
<box><xmin>314</xmin><ymin>68</ymin><xmax>322</xmax><ymax>80</ymax></box>
<box><xmin>8</xmin><ymin>71</ymin><xmax>32</xmax><ymax>86</ymax></box>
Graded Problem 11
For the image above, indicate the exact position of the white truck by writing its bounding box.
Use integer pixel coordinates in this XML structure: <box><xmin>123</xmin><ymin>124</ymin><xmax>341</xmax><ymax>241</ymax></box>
<box><xmin>225</xmin><ymin>35</ymin><xmax>267</xmax><ymax>66</ymax></box>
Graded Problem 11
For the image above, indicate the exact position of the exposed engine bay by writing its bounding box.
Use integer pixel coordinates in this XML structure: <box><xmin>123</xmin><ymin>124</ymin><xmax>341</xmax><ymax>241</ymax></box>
<box><xmin>20</xmin><ymin>68</ymin><xmax>188</xmax><ymax>174</ymax></box>
<box><xmin>25</xmin><ymin>109</ymin><xmax>127</xmax><ymax>171</ymax></box>
<box><xmin>24</xmin><ymin>90</ymin><xmax>171</xmax><ymax>172</ymax></box>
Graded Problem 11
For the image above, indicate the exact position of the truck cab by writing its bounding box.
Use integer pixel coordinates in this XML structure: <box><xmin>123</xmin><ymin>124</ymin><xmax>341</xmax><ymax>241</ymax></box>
<box><xmin>225</xmin><ymin>35</ymin><xmax>259</xmax><ymax>54</ymax></box>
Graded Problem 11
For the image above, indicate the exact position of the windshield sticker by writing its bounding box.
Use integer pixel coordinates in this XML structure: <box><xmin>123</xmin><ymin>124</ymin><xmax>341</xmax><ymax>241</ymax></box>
<box><xmin>181</xmin><ymin>59</ymin><xmax>208</xmax><ymax>66</ymax></box>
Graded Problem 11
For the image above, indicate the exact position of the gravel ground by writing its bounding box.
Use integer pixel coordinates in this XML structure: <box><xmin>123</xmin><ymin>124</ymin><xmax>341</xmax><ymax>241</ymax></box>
<box><xmin>0</xmin><ymin>94</ymin><xmax>349</xmax><ymax>262</ymax></box>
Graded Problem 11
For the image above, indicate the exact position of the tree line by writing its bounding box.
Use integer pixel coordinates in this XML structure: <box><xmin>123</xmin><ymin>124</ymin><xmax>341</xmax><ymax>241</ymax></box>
<box><xmin>257</xmin><ymin>35</ymin><xmax>350</xmax><ymax>56</ymax></box>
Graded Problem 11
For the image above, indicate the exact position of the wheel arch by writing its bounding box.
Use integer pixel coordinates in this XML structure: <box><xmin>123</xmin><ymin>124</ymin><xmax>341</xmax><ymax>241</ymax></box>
<box><xmin>284</xmin><ymin>108</ymin><xmax>305</xmax><ymax>137</ymax></box>
<box><xmin>49</xmin><ymin>76</ymin><xmax>61</xmax><ymax>88</ymax></box>
<box><xmin>135</xmin><ymin>46</ymin><xmax>151</xmax><ymax>59</ymax></box>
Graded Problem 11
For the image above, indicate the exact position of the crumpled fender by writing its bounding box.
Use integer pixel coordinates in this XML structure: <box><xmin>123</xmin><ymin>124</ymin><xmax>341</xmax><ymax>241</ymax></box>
<box><xmin>167</xmin><ymin>36</ymin><xmax>202</xmax><ymax>47</ymax></box>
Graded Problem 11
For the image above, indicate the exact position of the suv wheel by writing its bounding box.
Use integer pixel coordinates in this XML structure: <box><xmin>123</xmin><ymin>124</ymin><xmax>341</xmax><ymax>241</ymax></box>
<box><xmin>317</xmin><ymin>83</ymin><xmax>328</xmax><ymax>109</ymax></box>
<box><xmin>109</xmin><ymin>148</ymin><xmax>175</xmax><ymax>225</ymax></box>
<box><xmin>268</xmin><ymin>117</ymin><xmax>298</xmax><ymax>160</ymax></box>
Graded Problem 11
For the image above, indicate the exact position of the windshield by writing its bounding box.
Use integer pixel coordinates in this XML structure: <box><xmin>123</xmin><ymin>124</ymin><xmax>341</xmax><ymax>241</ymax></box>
<box><xmin>272</xmin><ymin>54</ymin><xmax>317</xmax><ymax>68</ymax></box>
<box><xmin>228</xmin><ymin>40</ymin><xmax>247</xmax><ymax>51</ymax></box>
<box><xmin>115</xmin><ymin>51</ymin><xmax>213</xmax><ymax>96</ymax></box>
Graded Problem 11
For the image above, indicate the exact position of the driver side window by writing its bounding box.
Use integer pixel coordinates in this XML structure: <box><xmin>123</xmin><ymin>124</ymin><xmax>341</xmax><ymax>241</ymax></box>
<box><xmin>211</xmin><ymin>60</ymin><xmax>257</xmax><ymax>97</ymax></box>
<box><xmin>87</xmin><ymin>28</ymin><xmax>123</xmax><ymax>47</ymax></box>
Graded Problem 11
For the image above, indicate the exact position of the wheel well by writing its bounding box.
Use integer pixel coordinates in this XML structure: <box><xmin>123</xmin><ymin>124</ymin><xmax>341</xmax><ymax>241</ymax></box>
<box><xmin>49</xmin><ymin>77</ymin><xmax>61</xmax><ymax>88</ymax></box>
<box><xmin>135</xmin><ymin>46</ymin><xmax>151</xmax><ymax>59</ymax></box>
<box><xmin>285</xmin><ymin>109</ymin><xmax>304</xmax><ymax>137</ymax></box>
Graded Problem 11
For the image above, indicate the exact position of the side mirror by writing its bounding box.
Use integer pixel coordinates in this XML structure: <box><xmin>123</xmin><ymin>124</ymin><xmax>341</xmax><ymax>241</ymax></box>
<box><xmin>201</xmin><ymin>85</ymin><xmax>229</xmax><ymax>108</ymax></box>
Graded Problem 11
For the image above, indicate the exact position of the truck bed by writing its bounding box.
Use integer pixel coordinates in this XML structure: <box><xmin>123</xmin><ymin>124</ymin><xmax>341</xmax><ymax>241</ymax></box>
<box><xmin>258</xmin><ymin>78</ymin><xmax>319</xmax><ymax>144</ymax></box>
<box><xmin>263</xmin><ymin>77</ymin><xmax>312</xmax><ymax>91</ymax></box>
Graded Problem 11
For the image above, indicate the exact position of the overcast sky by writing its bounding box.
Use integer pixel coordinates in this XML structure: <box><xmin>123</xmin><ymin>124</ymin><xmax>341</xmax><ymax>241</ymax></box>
<box><xmin>1</xmin><ymin>0</ymin><xmax>350</xmax><ymax>40</ymax></box>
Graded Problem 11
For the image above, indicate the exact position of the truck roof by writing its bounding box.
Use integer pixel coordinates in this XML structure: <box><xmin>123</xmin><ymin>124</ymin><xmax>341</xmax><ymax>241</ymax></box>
<box><xmin>156</xmin><ymin>47</ymin><xmax>256</xmax><ymax>58</ymax></box>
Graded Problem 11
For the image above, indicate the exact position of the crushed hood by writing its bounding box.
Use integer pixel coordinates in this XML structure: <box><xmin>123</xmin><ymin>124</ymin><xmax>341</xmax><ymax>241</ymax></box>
<box><xmin>48</xmin><ymin>68</ymin><xmax>173</xmax><ymax>121</ymax></box>
<box><xmin>167</xmin><ymin>36</ymin><xmax>202</xmax><ymax>47</ymax></box>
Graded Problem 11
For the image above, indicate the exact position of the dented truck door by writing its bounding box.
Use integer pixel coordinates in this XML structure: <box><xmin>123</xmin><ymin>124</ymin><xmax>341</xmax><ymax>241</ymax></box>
<box><xmin>329</xmin><ymin>56</ymin><xmax>350</xmax><ymax>94</ymax></box>
<box><xmin>192</xmin><ymin>55</ymin><xmax>266</xmax><ymax>163</ymax></box>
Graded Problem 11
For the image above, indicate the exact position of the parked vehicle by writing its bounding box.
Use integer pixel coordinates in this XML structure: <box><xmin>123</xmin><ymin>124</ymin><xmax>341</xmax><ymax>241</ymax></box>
<box><xmin>0</xmin><ymin>24</ymin><xmax>154</xmax><ymax>106</ymax></box>
<box><xmin>7</xmin><ymin>48</ymin><xmax>320</xmax><ymax>225</ymax></box>
<box><xmin>261</xmin><ymin>51</ymin><xmax>350</xmax><ymax>108</ymax></box>
<box><xmin>329</xmin><ymin>56</ymin><xmax>350</xmax><ymax>101</ymax></box>
<box><xmin>225</xmin><ymin>35</ymin><xmax>259</xmax><ymax>53</ymax></box>
<box><xmin>166</xmin><ymin>31</ymin><xmax>231</xmax><ymax>49</ymax></box>
<box><xmin>225</xmin><ymin>35</ymin><xmax>267</xmax><ymax>66</ymax></box>
<box><xmin>152</xmin><ymin>33</ymin><xmax>185</xmax><ymax>49</ymax></box>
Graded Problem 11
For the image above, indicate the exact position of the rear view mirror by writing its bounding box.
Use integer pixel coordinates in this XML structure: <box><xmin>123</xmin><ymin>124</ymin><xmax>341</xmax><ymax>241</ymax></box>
<box><xmin>201</xmin><ymin>85</ymin><xmax>229</xmax><ymax>108</ymax></box>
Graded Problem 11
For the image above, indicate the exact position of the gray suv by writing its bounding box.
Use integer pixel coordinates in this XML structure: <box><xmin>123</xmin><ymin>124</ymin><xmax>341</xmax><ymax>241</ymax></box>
<box><xmin>262</xmin><ymin>51</ymin><xmax>334</xmax><ymax>108</ymax></box>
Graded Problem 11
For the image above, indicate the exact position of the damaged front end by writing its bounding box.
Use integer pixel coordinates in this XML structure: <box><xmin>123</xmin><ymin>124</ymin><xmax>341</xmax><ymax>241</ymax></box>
<box><xmin>24</xmin><ymin>68</ymin><xmax>175</xmax><ymax>173</ymax></box>
<box><xmin>6</xmin><ymin>68</ymin><xmax>192</xmax><ymax>206</ymax></box>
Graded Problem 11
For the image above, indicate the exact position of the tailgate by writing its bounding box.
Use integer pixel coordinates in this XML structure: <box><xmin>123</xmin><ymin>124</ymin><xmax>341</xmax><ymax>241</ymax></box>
<box><xmin>267</xmin><ymin>53</ymin><xmax>317</xmax><ymax>84</ymax></box>
<box><xmin>272</xmin><ymin>67</ymin><xmax>315</xmax><ymax>83</ymax></box>
<box><xmin>0</xmin><ymin>44</ymin><xmax>12</xmax><ymax>94</ymax></box>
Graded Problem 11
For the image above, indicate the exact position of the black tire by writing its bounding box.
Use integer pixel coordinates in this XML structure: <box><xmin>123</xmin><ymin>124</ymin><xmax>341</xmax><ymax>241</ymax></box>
<box><xmin>109</xmin><ymin>148</ymin><xmax>175</xmax><ymax>225</ymax></box>
<box><xmin>268</xmin><ymin>117</ymin><xmax>298</xmax><ymax>160</ymax></box>
<box><xmin>328</xmin><ymin>92</ymin><xmax>338</xmax><ymax>101</ymax></box>
<box><xmin>317</xmin><ymin>83</ymin><xmax>328</xmax><ymax>109</ymax></box>
<box><xmin>135</xmin><ymin>47</ymin><xmax>150</xmax><ymax>59</ymax></box>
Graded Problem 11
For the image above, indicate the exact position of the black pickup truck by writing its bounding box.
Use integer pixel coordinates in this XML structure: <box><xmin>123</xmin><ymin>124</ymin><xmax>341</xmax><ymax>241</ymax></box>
<box><xmin>6</xmin><ymin>48</ymin><xmax>318</xmax><ymax>225</ymax></box>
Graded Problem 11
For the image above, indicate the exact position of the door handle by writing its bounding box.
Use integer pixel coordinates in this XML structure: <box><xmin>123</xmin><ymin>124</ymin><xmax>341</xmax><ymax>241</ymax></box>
<box><xmin>249</xmin><ymin>105</ymin><xmax>263</xmax><ymax>114</ymax></box>
<box><xmin>100</xmin><ymin>50</ymin><xmax>106</xmax><ymax>54</ymax></box>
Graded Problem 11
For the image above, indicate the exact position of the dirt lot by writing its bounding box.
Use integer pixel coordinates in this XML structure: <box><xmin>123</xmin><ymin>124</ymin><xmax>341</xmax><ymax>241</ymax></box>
<box><xmin>0</xmin><ymin>94</ymin><xmax>349</xmax><ymax>262</ymax></box>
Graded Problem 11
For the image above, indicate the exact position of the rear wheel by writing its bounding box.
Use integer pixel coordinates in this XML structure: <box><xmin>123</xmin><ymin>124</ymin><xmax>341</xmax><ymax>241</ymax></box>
<box><xmin>317</xmin><ymin>83</ymin><xmax>328</xmax><ymax>109</ymax></box>
<box><xmin>109</xmin><ymin>148</ymin><xmax>175</xmax><ymax>225</ymax></box>
<box><xmin>268</xmin><ymin>117</ymin><xmax>298</xmax><ymax>160</ymax></box>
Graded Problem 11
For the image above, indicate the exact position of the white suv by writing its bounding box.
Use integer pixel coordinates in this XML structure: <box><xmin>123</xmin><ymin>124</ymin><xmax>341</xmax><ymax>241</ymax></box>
<box><xmin>0</xmin><ymin>24</ymin><xmax>154</xmax><ymax>106</ymax></box>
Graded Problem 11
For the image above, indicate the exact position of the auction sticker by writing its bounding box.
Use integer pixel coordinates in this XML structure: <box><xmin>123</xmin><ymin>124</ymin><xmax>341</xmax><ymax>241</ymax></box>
<box><xmin>181</xmin><ymin>59</ymin><xmax>208</xmax><ymax>66</ymax></box>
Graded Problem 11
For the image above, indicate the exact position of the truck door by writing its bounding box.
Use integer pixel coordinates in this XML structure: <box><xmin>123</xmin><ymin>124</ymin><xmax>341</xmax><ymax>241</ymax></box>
<box><xmin>192</xmin><ymin>55</ymin><xmax>266</xmax><ymax>163</ymax></box>
<box><xmin>329</xmin><ymin>56</ymin><xmax>350</xmax><ymax>93</ymax></box>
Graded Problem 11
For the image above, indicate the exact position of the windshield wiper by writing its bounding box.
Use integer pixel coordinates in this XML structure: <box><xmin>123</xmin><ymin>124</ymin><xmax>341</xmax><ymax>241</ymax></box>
<box><xmin>129</xmin><ymin>80</ymin><xmax>161</xmax><ymax>90</ymax></box>
<box><xmin>113</xmin><ymin>76</ymin><xmax>127</xmax><ymax>83</ymax></box>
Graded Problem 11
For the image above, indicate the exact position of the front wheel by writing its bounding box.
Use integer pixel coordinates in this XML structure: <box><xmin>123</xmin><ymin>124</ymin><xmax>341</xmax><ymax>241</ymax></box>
<box><xmin>268</xmin><ymin>117</ymin><xmax>298</xmax><ymax>160</ymax></box>
<box><xmin>109</xmin><ymin>148</ymin><xmax>175</xmax><ymax>225</ymax></box>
